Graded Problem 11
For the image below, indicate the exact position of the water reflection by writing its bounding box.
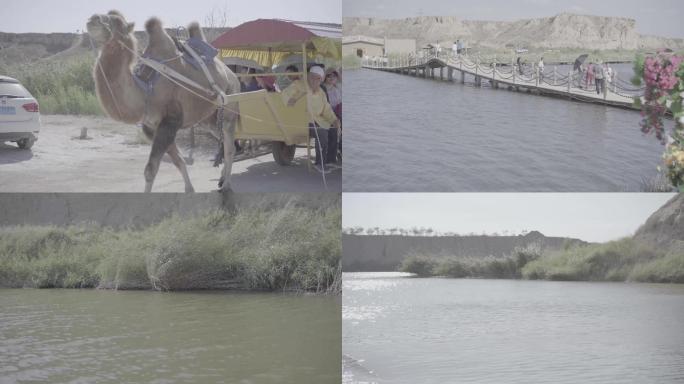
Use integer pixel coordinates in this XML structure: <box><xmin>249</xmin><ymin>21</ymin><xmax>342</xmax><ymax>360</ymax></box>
<box><xmin>343</xmin><ymin>273</ymin><xmax>684</xmax><ymax>383</ymax></box>
<box><xmin>0</xmin><ymin>289</ymin><xmax>341</xmax><ymax>383</ymax></box>
<box><xmin>343</xmin><ymin>68</ymin><xmax>665</xmax><ymax>192</ymax></box>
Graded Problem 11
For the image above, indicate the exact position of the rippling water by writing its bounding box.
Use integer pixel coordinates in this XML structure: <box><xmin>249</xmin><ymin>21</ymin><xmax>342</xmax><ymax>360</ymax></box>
<box><xmin>342</xmin><ymin>273</ymin><xmax>684</xmax><ymax>383</ymax></box>
<box><xmin>343</xmin><ymin>68</ymin><xmax>666</xmax><ymax>191</ymax></box>
<box><xmin>0</xmin><ymin>289</ymin><xmax>340</xmax><ymax>383</ymax></box>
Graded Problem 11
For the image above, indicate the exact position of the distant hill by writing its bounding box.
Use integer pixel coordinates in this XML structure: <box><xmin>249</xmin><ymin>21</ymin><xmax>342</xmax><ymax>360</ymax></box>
<box><xmin>343</xmin><ymin>13</ymin><xmax>684</xmax><ymax>51</ymax></box>
<box><xmin>343</xmin><ymin>231</ymin><xmax>587</xmax><ymax>271</ymax></box>
<box><xmin>0</xmin><ymin>27</ymin><xmax>230</xmax><ymax>67</ymax></box>
<box><xmin>633</xmin><ymin>194</ymin><xmax>684</xmax><ymax>253</ymax></box>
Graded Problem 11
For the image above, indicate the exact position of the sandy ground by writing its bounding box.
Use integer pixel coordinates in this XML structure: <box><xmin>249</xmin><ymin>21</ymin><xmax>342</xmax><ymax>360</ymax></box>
<box><xmin>0</xmin><ymin>115</ymin><xmax>340</xmax><ymax>192</ymax></box>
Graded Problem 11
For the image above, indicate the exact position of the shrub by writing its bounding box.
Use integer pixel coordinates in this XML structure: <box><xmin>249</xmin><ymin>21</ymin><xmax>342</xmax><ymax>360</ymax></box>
<box><xmin>8</xmin><ymin>55</ymin><xmax>104</xmax><ymax>116</ymax></box>
<box><xmin>628</xmin><ymin>252</ymin><xmax>684</xmax><ymax>283</ymax></box>
<box><xmin>342</xmin><ymin>54</ymin><xmax>361</xmax><ymax>69</ymax></box>
<box><xmin>400</xmin><ymin>253</ymin><xmax>524</xmax><ymax>279</ymax></box>
<box><xmin>521</xmin><ymin>238</ymin><xmax>665</xmax><ymax>281</ymax></box>
<box><xmin>395</xmin><ymin>238</ymin><xmax>683</xmax><ymax>284</ymax></box>
<box><xmin>398</xmin><ymin>252</ymin><xmax>438</xmax><ymax>276</ymax></box>
<box><xmin>0</xmin><ymin>201</ymin><xmax>341</xmax><ymax>293</ymax></box>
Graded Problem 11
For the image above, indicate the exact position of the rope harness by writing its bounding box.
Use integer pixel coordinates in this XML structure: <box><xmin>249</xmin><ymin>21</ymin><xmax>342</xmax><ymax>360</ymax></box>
<box><xmin>88</xmin><ymin>33</ymin><xmax>125</xmax><ymax>120</ymax></box>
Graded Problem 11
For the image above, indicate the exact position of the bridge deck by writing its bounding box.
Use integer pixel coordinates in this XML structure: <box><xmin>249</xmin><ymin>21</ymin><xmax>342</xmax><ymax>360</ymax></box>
<box><xmin>362</xmin><ymin>56</ymin><xmax>640</xmax><ymax>110</ymax></box>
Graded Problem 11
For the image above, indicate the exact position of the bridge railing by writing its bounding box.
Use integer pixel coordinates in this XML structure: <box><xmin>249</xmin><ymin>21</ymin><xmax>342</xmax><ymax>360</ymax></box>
<box><xmin>363</xmin><ymin>51</ymin><xmax>645</xmax><ymax>100</ymax></box>
<box><xmin>449</xmin><ymin>54</ymin><xmax>644</xmax><ymax>99</ymax></box>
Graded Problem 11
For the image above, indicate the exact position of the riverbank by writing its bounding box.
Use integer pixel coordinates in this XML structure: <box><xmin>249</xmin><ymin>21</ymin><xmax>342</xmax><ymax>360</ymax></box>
<box><xmin>0</xmin><ymin>201</ymin><xmax>341</xmax><ymax>293</ymax></box>
<box><xmin>398</xmin><ymin>238</ymin><xmax>684</xmax><ymax>283</ymax></box>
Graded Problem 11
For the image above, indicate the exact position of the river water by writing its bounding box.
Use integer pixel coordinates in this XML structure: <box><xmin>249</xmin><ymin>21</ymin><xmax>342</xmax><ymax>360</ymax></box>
<box><xmin>342</xmin><ymin>273</ymin><xmax>684</xmax><ymax>384</ymax></box>
<box><xmin>0</xmin><ymin>289</ymin><xmax>340</xmax><ymax>384</ymax></box>
<box><xmin>342</xmin><ymin>66</ymin><xmax>667</xmax><ymax>192</ymax></box>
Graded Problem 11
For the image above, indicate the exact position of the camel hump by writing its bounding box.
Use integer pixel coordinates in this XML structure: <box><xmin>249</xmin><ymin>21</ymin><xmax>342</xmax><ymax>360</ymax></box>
<box><xmin>145</xmin><ymin>17</ymin><xmax>163</xmax><ymax>34</ymax></box>
<box><xmin>107</xmin><ymin>10</ymin><xmax>124</xmax><ymax>18</ymax></box>
<box><xmin>187</xmin><ymin>22</ymin><xmax>206</xmax><ymax>41</ymax></box>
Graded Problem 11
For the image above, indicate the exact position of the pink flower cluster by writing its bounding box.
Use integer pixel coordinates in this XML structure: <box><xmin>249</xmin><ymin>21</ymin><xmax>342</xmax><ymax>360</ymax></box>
<box><xmin>640</xmin><ymin>53</ymin><xmax>683</xmax><ymax>143</ymax></box>
<box><xmin>643</xmin><ymin>54</ymin><xmax>682</xmax><ymax>91</ymax></box>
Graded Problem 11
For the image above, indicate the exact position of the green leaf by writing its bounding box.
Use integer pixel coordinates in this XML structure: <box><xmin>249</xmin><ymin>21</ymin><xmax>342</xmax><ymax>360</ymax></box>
<box><xmin>633</xmin><ymin>97</ymin><xmax>642</xmax><ymax>108</ymax></box>
<box><xmin>671</xmin><ymin>101</ymin><xmax>683</xmax><ymax>115</ymax></box>
<box><xmin>632</xmin><ymin>53</ymin><xmax>645</xmax><ymax>86</ymax></box>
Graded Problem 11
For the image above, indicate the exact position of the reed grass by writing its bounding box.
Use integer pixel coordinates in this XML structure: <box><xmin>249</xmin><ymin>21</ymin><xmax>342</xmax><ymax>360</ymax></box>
<box><xmin>5</xmin><ymin>55</ymin><xmax>104</xmax><ymax>116</ymax></box>
<box><xmin>521</xmin><ymin>238</ymin><xmax>663</xmax><ymax>281</ymax></box>
<box><xmin>399</xmin><ymin>244</ymin><xmax>541</xmax><ymax>279</ymax></box>
<box><xmin>397</xmin><ymin>239</ymin><xmax>684</xmax><ymax>284</ymax></box>
<box><xmin>0</xmin><ymin>202</ymin><xmax>341</xmax><ymax>294</ymax></box>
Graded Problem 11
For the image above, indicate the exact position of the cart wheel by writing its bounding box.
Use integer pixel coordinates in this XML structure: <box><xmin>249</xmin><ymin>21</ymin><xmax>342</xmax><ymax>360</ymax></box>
<box><xmin>272</xmin><ymin>141</ymin><xmax>296</xmax><ymax>165</ymax></box>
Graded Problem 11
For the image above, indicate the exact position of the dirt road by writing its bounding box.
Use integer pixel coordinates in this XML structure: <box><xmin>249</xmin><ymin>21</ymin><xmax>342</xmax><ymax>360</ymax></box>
<box><xmin>0</xmin><ymin>115</ymin><xmax>340</xmax><ymax>192</ymax></box>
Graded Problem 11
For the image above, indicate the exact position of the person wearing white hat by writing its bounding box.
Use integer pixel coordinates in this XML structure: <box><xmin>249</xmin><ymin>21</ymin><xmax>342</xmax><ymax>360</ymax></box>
<box><xmin>282</xmin><ymin>65</ymin><xmax>341</xmax><ymax>172</ymax></box>
<box><xmin>309</xmin><ymin>65</ymin><xmax>325</xmax><ymax>79</ymax></box>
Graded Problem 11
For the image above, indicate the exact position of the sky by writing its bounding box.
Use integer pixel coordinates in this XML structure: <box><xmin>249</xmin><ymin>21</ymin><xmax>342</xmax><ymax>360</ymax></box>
<box><xmin>0</xmin><ymin>0</ymin><xmax>341</xmax><ymax>33</ymax></box>
<box><xmin>342</xmin><ymin>193</ymin><xmax>675</xmax><ymax>243</ymax></box>
<box><xmin>344</xmin><ymin>0</ymin><xmax>684</xmax><ymax>39</ymax></box>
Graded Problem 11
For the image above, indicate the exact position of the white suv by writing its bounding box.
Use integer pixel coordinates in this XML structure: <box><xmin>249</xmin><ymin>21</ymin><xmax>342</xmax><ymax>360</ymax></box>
<box><xmin>0</xmin><ymin>76</ymin><xmax>40</xmax><ymax>149</ymax></box>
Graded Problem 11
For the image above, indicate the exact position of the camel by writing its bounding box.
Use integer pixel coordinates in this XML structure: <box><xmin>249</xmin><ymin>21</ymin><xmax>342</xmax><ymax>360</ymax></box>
<box><xmin>86</xmin><ymin>10</ymin><xmax>240</xmax><ymax>192</ymax></box>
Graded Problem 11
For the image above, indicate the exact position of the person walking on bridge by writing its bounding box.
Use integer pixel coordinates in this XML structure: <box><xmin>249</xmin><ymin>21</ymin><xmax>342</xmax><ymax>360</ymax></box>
<box><xmin>593</xmin><ymin>60</ymin><xmax>605</xmax><ymax>95</ymax></box>
<box><xmin>537</xmin><ymin>57</ymin><xmax>544</xmax><ymax>82</ymax></box>
<box><xmin>605</xmin><ymin>64</ymin><xmax>613</xmax><ymax>91</ymax></box>
<box><xmin>585</xmin><ymin>62</ymin><xmax>594</xmax><ymax>90</ymax></box>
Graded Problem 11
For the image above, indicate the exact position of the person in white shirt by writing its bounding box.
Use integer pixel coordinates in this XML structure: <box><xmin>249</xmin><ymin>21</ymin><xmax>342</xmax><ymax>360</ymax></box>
<box><xmin>605</xmin><ymin>64</ymin><xmax>614</xmax><ymax>92</ymax></box>
<box><xmin>538</xmin><ymin>57</ymin><xmax>544</xmax><ymax>81</ymax></box>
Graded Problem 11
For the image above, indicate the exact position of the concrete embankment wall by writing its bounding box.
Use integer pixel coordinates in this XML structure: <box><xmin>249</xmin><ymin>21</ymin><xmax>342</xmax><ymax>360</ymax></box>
<box><xmin>342</xmin><ymin>233</ymin><xmax>584</xmax><ymax>271</ymax></box>
<box><xmin>0</xmin><ymin>193</ymin><xmax>339</xmax><ymax>228</ymax></box>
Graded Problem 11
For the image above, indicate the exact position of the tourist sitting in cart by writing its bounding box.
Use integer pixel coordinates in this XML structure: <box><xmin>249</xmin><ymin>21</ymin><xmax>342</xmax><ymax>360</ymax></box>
<box><xmin>255</xmin><ymin>74</ymin><xmax>277</xmax><ymax>92</ymax></box>
<box><xmin>282</xmin><ymin>65</ymin><xmax>340</xmax><ymax>173</ymax></box>
<box><xmin>286</xmin><ymin>65</ymin><xmax>300</xmax><ymax>81</ymax></box>
<box><xmin>239</xmin><ymin>67</ymin><xmax>261</xmax><ymax>92</ymax></box>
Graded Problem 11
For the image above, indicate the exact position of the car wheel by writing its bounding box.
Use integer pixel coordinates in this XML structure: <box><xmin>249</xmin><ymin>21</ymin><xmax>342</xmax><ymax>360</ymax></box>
<box><xmin>17</xmin><ymin>138</ymin><xmax>35</xmax><ymax>150</ymax></box>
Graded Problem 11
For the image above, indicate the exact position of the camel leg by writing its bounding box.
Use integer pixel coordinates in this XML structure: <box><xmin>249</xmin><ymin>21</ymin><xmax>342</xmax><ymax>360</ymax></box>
<box><xmin>219</xmin><ymin>109</ymin><xmax>237</xmax><ymax>192</ymax></box>
<box><xmin>142</xmin><ymin>124</ymin><xmax>155</xmax><ymax>141</ymax></box>
<box><xmin>167</xmin><ymin>143</ymin><xmax>195</xmax><ymax>193</ymax></box>
<box><xmin>144</xmin><ymin>122</ymin><xmax>179</xmax><ymax>193</ymax></box>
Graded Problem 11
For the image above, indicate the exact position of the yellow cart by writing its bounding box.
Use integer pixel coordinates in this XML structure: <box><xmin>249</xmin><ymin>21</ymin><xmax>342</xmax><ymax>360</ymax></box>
<box><xmin>212</xmin><ymin>19</ymin><xmax>341</xmax><ymax>166</ymax></box>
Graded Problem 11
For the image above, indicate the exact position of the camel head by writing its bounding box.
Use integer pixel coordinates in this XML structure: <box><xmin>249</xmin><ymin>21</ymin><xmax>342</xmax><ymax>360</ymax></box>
<box><xmin>86</xmin><ymin>10</ymin><xmax>135</xmax><ymax>45</ymax></box>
